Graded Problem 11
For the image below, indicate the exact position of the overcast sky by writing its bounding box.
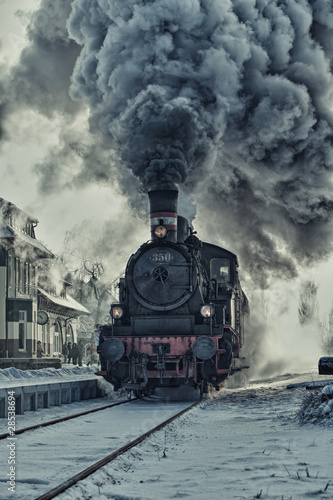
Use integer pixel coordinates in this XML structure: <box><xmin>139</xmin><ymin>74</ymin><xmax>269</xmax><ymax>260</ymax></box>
<box><xmin>1</xmin><ymin>0</ymin><xmax>333</xmax><ymax>345</ymax></box>
<box><xmin>0</xmin><ymin>0</ymin><xmax>143</xmax><ymax>256</ymax></box>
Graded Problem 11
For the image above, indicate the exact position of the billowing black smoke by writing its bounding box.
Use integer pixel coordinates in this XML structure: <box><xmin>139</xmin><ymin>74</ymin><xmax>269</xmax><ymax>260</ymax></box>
<box><xmin>0</xmin><ymin>1</ymin><xmax>78</xmax><ymax>129</ymax></box>
<box><xmin>2</xmin><ymin>0</ymin><xmax>333</xmax><ymax>288</ymax></box>
<box><xmin>0</xmin><ymin>0</ymin><xmax>120</xmax><ymax>198</ymax></box>
<box><xmin>66</xmin><ymin>0</ymin><xmax>333</xmax><ymax>286</ymax></box>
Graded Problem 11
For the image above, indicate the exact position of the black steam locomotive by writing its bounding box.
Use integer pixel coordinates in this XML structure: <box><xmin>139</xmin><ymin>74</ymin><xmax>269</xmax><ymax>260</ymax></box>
<box><xmin>97</xmin><ymin>189</ymin><xmax>249</xmax><ymax>398</ymax></box>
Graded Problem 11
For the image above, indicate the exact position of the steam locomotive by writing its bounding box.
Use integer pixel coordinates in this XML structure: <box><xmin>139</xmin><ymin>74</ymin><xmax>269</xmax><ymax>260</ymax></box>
<box><xmin>97</xmin><ymin>188</ymin><xmax>249</xmax><ymax>398</ymax></box>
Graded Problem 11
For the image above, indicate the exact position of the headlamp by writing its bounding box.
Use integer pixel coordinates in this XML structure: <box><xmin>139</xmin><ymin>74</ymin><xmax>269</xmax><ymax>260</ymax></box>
<box><xmin>154</xmin><ymin>225</ymin><xmax>167</xmax><ymax>238</ymax></box>
<box><xmin>200</xmin><ymin>304</ymin><xmax>215</xmax><ymax>318</ymax></box>
<box><xmin>110</xmin><ymin>305</ymin><xmax>124</xmax><ymax>319</ymax></box>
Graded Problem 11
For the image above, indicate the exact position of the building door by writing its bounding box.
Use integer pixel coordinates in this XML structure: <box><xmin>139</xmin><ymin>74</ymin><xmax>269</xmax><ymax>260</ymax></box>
<box><xmin>66</xmin><ymin>323</ymin><xmax>74</xmax><ymax>344</ymax></box>
<box><xmin>53</xmin><ymin>321</ymin><xmax>62</xmax><ymax>357</ymax></box>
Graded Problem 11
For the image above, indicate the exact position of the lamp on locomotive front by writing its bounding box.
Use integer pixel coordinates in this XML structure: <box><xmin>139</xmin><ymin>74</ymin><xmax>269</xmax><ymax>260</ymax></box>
<box><xmin>148</xmin><ymin>188</ymin><xmax>178</xmax><ymax>243</ymax></box>
<box><xmin>200</xmin><ymin>304</ymin><xmax>215</xmax><ymax>318</ymax></box>
<box><xmin>154</xmin><ymin>225</ymin><xmax>167</xmax><ymax>239</ymax></box>
<box><xmin>110</xmin><ymin>304</ymin><xmax>124</xmax><ymax>320</ymax></box>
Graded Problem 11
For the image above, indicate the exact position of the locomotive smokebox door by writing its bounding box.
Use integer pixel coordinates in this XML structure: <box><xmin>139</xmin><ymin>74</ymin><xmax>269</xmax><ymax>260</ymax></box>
<box><xmin>101</xmin><ymin>338</ymin><xmax>125</xmax><ymax>362</ymax></box>
<box><xmin>129</xmin><ymin>245</ymin><xmax>196</xmax><ymax>311</ymax></box>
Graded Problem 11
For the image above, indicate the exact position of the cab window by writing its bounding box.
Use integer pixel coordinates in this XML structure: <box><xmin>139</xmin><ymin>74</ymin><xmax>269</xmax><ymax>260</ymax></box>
<box><xmin>210</xmin><ymin>258</ymin><xmax>230</xmax><ymax>283</ymax></box>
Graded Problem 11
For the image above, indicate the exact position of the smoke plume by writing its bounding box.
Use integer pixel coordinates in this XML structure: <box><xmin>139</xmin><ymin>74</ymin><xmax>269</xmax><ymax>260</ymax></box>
<box><xmin>2</xmin><ymin>0</ymin><xmax>333</xmax><ymax>288</ymax></box>
<box><xmin>65</xmin><ymin>0</ymin><xmax>333</xmax><ymax>287</ymax></box>
<box><xmin>10</xmin><ymin>0</ymin><xmax>81</xmax><ymax>118</ymax></box>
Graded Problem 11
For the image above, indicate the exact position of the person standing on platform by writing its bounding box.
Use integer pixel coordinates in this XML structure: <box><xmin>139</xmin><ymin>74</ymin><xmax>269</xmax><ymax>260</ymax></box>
<box><xmin>67</xmin><ymin>342</ymin><xmax>72</xmax><ymax>363</ymax></box>
<box><xmin>62</xmin><ymin>343</ymin><xmax>69</xmax><ymax>363</ymax></box>
<box><xmin>71</xmin><ymin>343</ymin><xmax>79</xmax><ymax>365</ymax></box>
<box><xmin>37</xmin><ymin>341</ymin><xmax>44</xmax><ymax>358</ymax></box>
<box><xmin>78</xmin><ymin>340</ymin><xmax>85</xmax><ymax>366</ymax></box>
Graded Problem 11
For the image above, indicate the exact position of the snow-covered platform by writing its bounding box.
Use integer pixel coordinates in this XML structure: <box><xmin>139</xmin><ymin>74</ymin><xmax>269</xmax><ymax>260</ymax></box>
<box><xmin>0</xmin><ymin>357</ymin><xmax>62</xmax><ymax>370</ymax></box>
<box><xmin>0</xmin><ymin>366</ymin><xmax>104</xmax><ymax>417</ymax></box>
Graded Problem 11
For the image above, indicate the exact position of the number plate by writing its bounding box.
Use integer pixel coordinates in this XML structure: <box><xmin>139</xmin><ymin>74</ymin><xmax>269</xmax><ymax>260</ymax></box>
<box><xmin>149</xmin><ymin>251</ymin><xmax>173</xmax><ymax>264</ymax></box>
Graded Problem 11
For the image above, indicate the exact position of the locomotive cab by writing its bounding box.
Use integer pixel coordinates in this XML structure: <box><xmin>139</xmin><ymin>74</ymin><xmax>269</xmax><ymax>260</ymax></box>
<box><xmin>200</xmin><ymin>242</ymin><xmax>249</xmax><ymax>354</ymax></box>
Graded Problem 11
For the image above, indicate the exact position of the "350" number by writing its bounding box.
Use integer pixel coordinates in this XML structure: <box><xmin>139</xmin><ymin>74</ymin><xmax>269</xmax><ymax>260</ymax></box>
<box><xmin>150</xmin><ymin>251</ymin><xmax>173</xmax><ymax>263</ymax></box>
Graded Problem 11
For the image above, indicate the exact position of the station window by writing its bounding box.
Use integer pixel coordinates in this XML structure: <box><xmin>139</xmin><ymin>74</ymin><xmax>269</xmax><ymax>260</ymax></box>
<box><xmin>18</xmin><ymin>310</ymin><xmax>27</xmax><ymax>350</ymax></box>
<box><xmin>7</xmin><ymin>251</ymin><xmax>13</xmax><ymax>295</ymax></box>
<box><xmin>31</xmin><ymin>266</ymin><xmax>36</xmax><ymax>297</ymax></box>
<box><xmin>210</xmin><ymin>258</ymin><xmax>230</xmax><ymax>283</ymax></box>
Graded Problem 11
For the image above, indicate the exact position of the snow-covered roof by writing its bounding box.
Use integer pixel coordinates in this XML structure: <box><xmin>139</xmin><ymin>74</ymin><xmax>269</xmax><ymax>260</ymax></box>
<box><xmin>0</xmin><ymin>197</ymin><xmax>38</xmax><ymax>223</ymax></box>
<box><xmin>0</xmin><ymin>222</ymin><xmax>15</xmax><ymax>238</ymax></box>
<box><xmin>0</xmin><ymin>197</ymin><xmax>53</xmax><ymax>259</ymax></box>
<box><xmin>2</xmin><ymin>225</ymin><xmax>54</xmax><ymax>258</ymax></box>
<box><xmin>38</xmin><ymin>287</ymin><xmax>91</xmax><ymax>316</ymax></box>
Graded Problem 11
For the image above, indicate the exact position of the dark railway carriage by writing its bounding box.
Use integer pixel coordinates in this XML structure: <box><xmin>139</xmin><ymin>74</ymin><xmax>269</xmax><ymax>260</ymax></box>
<box><xmin>97</xmin><ymin>188</ymin><xmax>249</xmax><ymax>398</ymax></box>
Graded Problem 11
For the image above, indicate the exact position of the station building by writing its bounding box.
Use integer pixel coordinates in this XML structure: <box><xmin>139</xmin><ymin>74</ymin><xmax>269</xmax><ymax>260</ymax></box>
<box><xmin>0</xmin><ymin>197</ymin><xmax>90</xmax><ymax>366</ymax></box>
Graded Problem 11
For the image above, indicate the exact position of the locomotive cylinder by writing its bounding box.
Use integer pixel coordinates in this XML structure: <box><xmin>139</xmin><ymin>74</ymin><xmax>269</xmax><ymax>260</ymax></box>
<box><xmin>149</xmin><ymin>188</ymin><xmax>178</xmax><ymax>243</ymax></box>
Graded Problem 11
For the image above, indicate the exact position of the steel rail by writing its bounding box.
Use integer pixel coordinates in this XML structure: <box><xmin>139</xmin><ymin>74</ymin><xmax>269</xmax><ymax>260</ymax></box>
<box><xmin>35</xmin><ymin>398</ymin><xmax>202</xmax><ymax>500</ymax></box>
<box><xmin>0</xmin><ymin>398</ymin><xmax>134</xmax><ymax>440</ymax></box>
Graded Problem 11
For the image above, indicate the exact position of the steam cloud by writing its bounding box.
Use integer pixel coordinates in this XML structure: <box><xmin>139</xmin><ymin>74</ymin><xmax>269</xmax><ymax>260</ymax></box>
<box><xmin>3</xmin><ymin>0</ymin><xmax>333</xmax><ymax>287</ymax></box>
<box><xmin>66</xmin><ymin>0</ymin><xmax>333</xmax><ymax>287</ymax></box>
<box><xmin>2</xmin><ymin>0</ymin><xmax>80</xmax><ymax>119</ymax></box>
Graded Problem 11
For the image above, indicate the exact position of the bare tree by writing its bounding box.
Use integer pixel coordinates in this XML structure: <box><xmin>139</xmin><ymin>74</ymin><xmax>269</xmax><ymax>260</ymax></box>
<box><xmin>298</xmin><ymin>280</ymin><xmax>319</xmax><ymax>326</ymax></box>
<box><xmin>321</xmin><ymin>305</ymin><xmax>333</xmax><ymax>354</ymax></box>
<box><xmin>60</xmin><ymin>222</ymin><xmax>118</xmax><ymax>330</ymax></box>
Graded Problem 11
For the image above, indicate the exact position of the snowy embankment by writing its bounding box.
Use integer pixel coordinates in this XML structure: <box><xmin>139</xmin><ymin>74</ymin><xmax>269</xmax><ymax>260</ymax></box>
<box><xmin>297</xmin><ymin>383</ymin><xmax>333</xmax><ymax>426</ymax></box>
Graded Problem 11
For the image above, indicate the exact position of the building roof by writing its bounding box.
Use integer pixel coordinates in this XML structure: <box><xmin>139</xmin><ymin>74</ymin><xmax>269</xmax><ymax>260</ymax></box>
<box><xmin>0</xmin><ymin>197</ymin><xmax>53</xmax><ymax>259</ymax></box>
<box><xmin>0</xmin><ymin>223</ymin><xmax>15</xmax><ymax>238</ymax></box>
<box><xmin>0</xmin><ymin>197</ymin><xmax>38</xmax><ymax>223</ymax></box>
<box><xmin>38</xmin><ymin>287</ymin><xmax>91</xmax><ymax>317</ymax></box>
<box><xmin>2</xmin><ymin>225</ymin><xmax>54</xmax><ymax>258</ymax></box>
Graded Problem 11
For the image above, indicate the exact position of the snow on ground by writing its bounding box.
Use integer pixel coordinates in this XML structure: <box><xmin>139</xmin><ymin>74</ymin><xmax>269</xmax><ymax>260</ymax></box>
<box><xmin>56</xmin><ymin>373</ymin><xmax>332</xmax><ymax>500</ymax></box>
<box><xmin>1</xmin><ymin>367</ymin><xmax>332</xmax><ymax>499</ymax></box>
<box><xmin>1</xmin><ymin>399</ymin><xmax>191</xmax><ymax>499</ymax></box>
<box><xmin>0</xmin><ymin>364</ymin><xmax>123</xmax><ymax>433</ymax></box>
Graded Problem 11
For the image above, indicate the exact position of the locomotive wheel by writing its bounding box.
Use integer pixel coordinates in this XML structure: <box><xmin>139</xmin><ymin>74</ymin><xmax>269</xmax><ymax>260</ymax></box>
<box><xmin>201</xmin><ymin>359</ymin><xmax>217</xmax><ymax>381</ymax></box>
<box><xmin>218</xmin><ymin>339</ymin><xmax>233</xmax><ymax>369</ymax></box>
<box><xmin>133</xmin><ymin>389</ymin><xmax>145</xmax><ymax>398</ymax></box>
<box><xmin>133</xmin><ymin>384</ymin><xmax>153</xmax><ymax>398</ymax></box>
<box><xmin>200</xmin><ymin>381</ymin><xmax>208</xmax><ymax>395</ymax></box>
<box><xmin>110</xmin><ymin>360</ymin><xmax>128</xmax><ymax>379</ymax></box>
<box><xmin>133</xmin><ymin>390</ymin><xmax>142</xmax><ymax>398</ymax></box>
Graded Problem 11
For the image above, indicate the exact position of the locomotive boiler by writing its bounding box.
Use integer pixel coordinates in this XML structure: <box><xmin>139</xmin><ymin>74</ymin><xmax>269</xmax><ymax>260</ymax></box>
<box><xmin>97</xmin><ymin>188</ymin><xmax>249</xmax><ymax>398</ymax></box>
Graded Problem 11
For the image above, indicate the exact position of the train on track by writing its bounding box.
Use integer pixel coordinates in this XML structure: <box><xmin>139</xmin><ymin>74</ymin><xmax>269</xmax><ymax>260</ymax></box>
<box><xmin>97</xmin><ymin>188</ymin><xmax>249</xmax><ymax>398</ymax></box>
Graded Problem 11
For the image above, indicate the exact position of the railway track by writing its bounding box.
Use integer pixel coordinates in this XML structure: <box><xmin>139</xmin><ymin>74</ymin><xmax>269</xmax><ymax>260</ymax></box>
<box><xmin>0</xmin><ymin>397</ymin><xmax>202</xmax><ymax>500</ymax></box>
<box><xmin>0</xmin><ymin>398</ymin><xmax>132</xmax><ymax>441</ymax></box>
<box><xmin>36</xmin><ymin>399</ymin><xmax>202</xmax><ymax>500</ymax></box>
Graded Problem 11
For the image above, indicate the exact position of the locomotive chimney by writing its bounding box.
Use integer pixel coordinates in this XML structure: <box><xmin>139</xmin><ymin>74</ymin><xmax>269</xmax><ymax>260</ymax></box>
<box><xmin>148</xmin><ymin>188</ymin><xmax>178</xmax><ymax>243</ymax></box>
